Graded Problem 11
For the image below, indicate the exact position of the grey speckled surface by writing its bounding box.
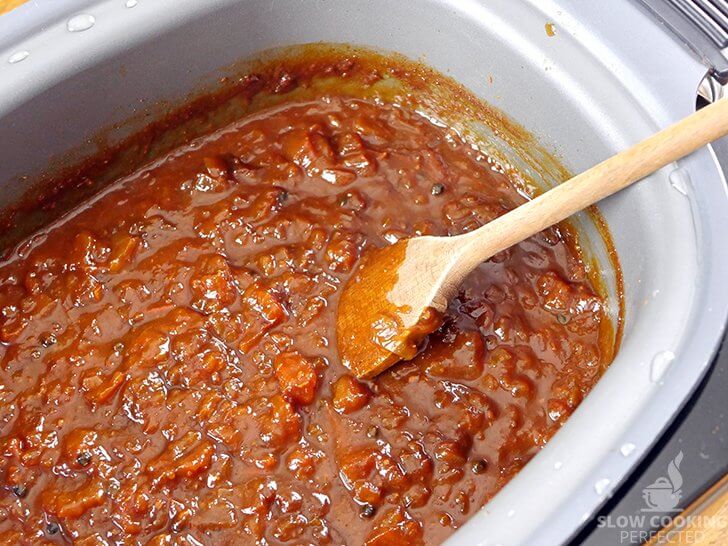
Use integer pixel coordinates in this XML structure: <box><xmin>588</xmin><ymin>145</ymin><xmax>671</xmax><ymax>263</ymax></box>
<box><xmin>575</xmin><ymin>136</ymin><xmax>728</xmax><ymax>545</ymax></box>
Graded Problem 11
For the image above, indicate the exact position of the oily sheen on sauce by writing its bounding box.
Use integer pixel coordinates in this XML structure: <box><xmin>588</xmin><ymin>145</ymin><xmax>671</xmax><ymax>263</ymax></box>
<box><xmin>0</xmin><ymin>95</ymin><xmax>610</xmax><ymax>544</ymax></box>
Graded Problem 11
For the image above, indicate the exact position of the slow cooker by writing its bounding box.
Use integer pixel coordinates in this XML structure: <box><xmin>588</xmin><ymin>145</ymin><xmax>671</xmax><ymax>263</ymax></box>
<box><xmin>1</xmin><ymin>0</ymin><xmax>727</xmax><ymax>544</ymax></box>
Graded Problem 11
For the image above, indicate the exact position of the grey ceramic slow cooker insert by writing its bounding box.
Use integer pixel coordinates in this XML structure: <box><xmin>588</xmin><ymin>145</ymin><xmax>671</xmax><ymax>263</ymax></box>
<box><xmin>1</xmin><ymin>0</ymin><xmax>727</xmax><ymax>544</ymax></box>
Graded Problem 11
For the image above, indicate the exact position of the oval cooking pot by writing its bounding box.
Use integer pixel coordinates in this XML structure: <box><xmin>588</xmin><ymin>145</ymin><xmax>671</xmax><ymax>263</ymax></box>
<box><xmin>0</xmin><ymin>0</ymin><xmax>727</xmax><ymax>544</ymax></box>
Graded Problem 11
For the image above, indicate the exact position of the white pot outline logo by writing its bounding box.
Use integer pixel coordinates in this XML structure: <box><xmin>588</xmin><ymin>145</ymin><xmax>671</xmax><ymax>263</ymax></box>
<box><xmin>641</xmin><ymin>451</ymin><xmax>684</xmax><ymax>513</ymax></box>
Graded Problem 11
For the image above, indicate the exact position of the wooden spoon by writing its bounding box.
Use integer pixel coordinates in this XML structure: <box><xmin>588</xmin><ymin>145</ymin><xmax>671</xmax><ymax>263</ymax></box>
<box><xmin>337</xmin><ymin>97</ymin><xmax>728</xmax><ymax>379</ymax></box>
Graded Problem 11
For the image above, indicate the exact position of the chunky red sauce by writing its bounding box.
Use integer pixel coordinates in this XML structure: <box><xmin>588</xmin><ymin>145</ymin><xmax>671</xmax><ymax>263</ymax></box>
<box><xmin>0</xmin><ymin>92</ymin><xmax>611</xmax><ymax>545</ymax></box>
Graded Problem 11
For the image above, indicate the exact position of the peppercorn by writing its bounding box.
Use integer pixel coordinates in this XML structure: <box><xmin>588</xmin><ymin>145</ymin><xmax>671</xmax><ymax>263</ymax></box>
<box><xmin>12</xmin><ymin>484</ymin><xmax>27</xmax><ymax>498</ymax></box>
<box><xmin>360</xmin><ymin>503</ymin><xmax>376</xmax><ymax>518</ymax></box>
<box><xmin>431</xmin><ymin>183</ymin><xmax>445</xmax><ymax>196</ymax></box>
<box><xmin>556</xmin><ymin>313</ymin><xmax>570</xmax><ymax>325</ymax></box>
<box><xmin>276</xmin><ymin>190</ymin><xmax>289</xmax><ymax>207</ymax></box>
<box><xmin>471</xmin><ymin>459</ymin><xmax>487</xmax><ymax>474</ymax></box>
<box><xmin>46</xmin><ymin>522</ymin><xmax>60</xmax><ymax>535</ymax></box>
<box><xmin>40</xmin><ymin>333</ymin><xmax>57</xmax><ymax>348</ymax></box>
<box><xmin>76</xmin><ymin>452</ymin><xmax>92</xmax><ymax>467</ymax></box>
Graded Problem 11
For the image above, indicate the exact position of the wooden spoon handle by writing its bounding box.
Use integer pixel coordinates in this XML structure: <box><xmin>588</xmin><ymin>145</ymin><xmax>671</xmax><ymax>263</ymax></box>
<box><xmin>0</xmin><ymin>0</ymin><xmax>26</xmax><ymax>14</ymax></box>
<box><xmin>456</xmin><ymin>97</ymin><xmax>728</xmax><ymax>268</ymax></box>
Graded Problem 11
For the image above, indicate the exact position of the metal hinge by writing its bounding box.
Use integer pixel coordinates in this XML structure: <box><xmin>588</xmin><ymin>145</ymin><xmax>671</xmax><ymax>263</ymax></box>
<box><xmin>638</xmin><ymin>0</ymin><xmax>728</xmax><ymax>88</ymax></box>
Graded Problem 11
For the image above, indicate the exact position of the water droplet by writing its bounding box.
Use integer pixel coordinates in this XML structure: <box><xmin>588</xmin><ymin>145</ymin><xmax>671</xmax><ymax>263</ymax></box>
<box><xmin>620</xmin><ymin>442</ymin><xmax>636</xmax><ymax>457</ymax></box>
<box><xmin>650</xmin><ymin>350</ymin><xmax>675</xmax><ymax>382</ymax></box>
<box><xmin>507</xmin><ymin>509</ymin><xmax>516</xmax><ymax>518</ymax></box>
<box><xmin>8</xmin><ymin>50</ymin><xmax>29</xmax><ymax>64</ymax></box>
<box><xmin>553</xmin><ymin>461</ymin><xmax>563</xmax><ymax>470</ymax></box>
<box><xmin>125</xmin><ymin>0</ymin><xmax>138</xmax><ymax>7</ymax></box>
<box><xmin>594</xmin><ymin>478</ymin><xmax>611</xmax><ymax>495</ymax></box>
<box><xmin>669</xmin><ymin>168</ymin><xmax>690</xmax><ymax>197</ymax></box>
<box><xmin>67</xmin><ymin>14</ymin><xmax>96</xmax><ymax>32</ymax></box>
